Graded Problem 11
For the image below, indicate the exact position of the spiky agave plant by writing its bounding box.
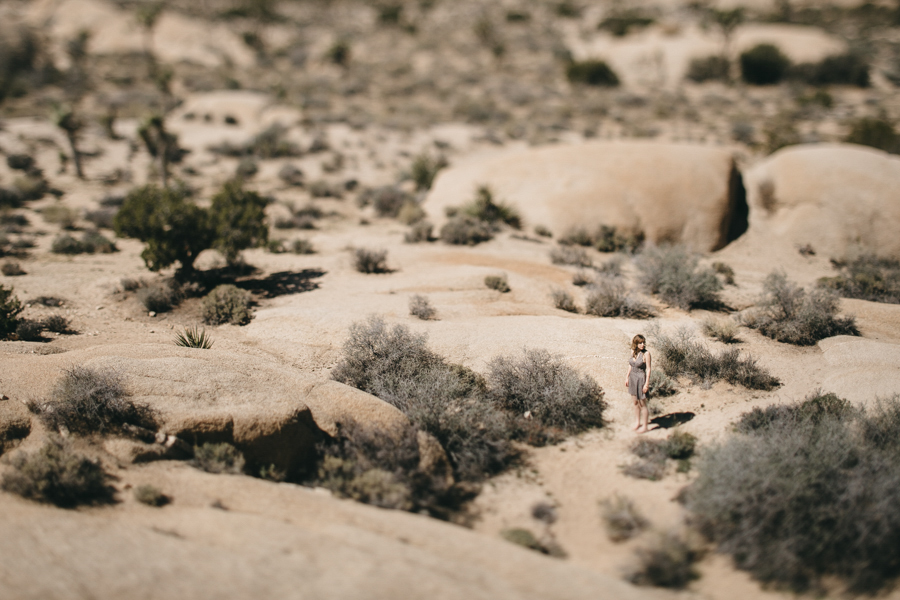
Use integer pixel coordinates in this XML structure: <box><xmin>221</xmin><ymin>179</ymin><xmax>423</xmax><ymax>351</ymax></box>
<box><xmin>173</xmin><ymin>325</ymin><xmax>213</xmax><ymax>349</ymax></box>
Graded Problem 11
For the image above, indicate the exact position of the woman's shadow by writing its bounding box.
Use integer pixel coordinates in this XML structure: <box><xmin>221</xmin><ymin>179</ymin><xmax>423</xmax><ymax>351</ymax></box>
<box><xmin>650</xmin><ymin>412</ymin><xmax>695</xmax><ymax>430</ymax></box>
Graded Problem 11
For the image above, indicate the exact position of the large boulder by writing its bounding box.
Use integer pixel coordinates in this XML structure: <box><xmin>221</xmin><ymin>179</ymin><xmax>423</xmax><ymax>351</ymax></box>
<box><xmin>0</xmin><ymin>344</ymin><xmax>409</xmax><ymax>477</ymax></box>
<box><xmin>425</xmin><ymin>141</ymin><xmax>746</xmax><ymax>252</ymax></box>
<box><xmin>742</xmin><ymin>144</ymin><xmax>900</xmax><ymax>259</ymax></box>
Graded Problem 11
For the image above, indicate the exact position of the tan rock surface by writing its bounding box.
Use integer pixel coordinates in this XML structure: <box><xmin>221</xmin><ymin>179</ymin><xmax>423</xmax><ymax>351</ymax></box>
<box><xmin>0</xmin><ymin>463</ymin><xmax>650</xmax><ymax>600</ymax></box>
<box><xmin>742</xmin><ymin>143</ymin><xmax>900</xmax><ymax>259</ymax></box>
<box><xmin>424</xmin><ymin>142</ymin><xmax>743</xmax><ymax>252</ymax></box>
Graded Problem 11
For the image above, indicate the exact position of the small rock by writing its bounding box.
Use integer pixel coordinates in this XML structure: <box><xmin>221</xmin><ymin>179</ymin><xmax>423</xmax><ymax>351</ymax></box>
<box><xmin>148</xmin><ymin>330</ymin><xmax>154</xmax><ymax>334</ymax></box>
<box><xmin>0</xmin><ymin>394</ymin><xmax>9</xmax><ymax>401</ymax></box>
<box><xmin>148</xmin><ymin>311</ymin><xmax>156</xmax><ymax>317</ymax></box>
<box><xmin>96</xmin><ymin>306</ymin><xmax>104</xmax><ymax>310</ymax></box>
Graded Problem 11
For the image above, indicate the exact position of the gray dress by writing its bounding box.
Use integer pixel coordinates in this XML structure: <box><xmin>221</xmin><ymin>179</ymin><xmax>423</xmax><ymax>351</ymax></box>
<box><xmin>628</xmin><ymin>352</ymin><xmax>648</xmax><ymax>400</ymax></box>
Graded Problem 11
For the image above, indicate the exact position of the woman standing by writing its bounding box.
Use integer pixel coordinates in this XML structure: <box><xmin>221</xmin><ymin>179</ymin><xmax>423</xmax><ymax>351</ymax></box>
<box><xmin>625</xmin><ymin>334</ymin><xmax>652</xmax><ymax>433</ymax></box>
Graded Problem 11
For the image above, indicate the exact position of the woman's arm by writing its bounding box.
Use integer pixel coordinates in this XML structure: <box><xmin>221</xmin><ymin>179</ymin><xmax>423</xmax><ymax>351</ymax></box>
<box><xmin>625</xmin><ymin>363</ymin><xmax>632</xmax><ymax>388</ymax></box>
<box><xmin>643</xmin><ymin>352</ymin><xmax>652</xmax><ymax>393</ymax></box>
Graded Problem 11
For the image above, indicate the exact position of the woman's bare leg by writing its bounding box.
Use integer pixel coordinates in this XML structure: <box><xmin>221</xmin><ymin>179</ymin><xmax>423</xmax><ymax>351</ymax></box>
<box><xmin>637</xmin><ymin>399</ymin><xmax>650</xmax><ymax>433</ymax></box>
<box><xmin>632</xmin><ymin>397</ymin><xmax>642</xmax><ymax>430</ymax></box>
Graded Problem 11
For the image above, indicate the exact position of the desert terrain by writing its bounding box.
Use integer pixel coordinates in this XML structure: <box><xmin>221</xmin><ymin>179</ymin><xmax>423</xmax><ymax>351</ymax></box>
<box><xmin>1</xmin><ymin>0</ymin><xmax>900</xmax><ymax>598</ymax></box>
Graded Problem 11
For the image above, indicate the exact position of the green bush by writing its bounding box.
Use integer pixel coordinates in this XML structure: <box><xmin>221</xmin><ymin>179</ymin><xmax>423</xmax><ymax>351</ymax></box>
<box><xmin>115</xmin><ymin>184</ymin><xmax>213</xmax><ymax>273</ymax></box>
<box><xmin>843</xmin><ymin>117</ymin><xmax>900</xmax><ymax>154</ymax></box>
<box><xmin>134</xmin><ymin>484</ymin><xmax>169</xmax><ymax>506</ymax></box>
<box><xmin>635</xmin><ymin>245</ymin><xmax>722</xmax><ymax>310</ymax></box>
<box><xmin>500</xmin><ymin>528</ymin><xmax>565</xmax><ymax>557</ymax></box>
<box><xmin>462</xmin><ymin>186</ymin><xmax>520</xmax><ymax>229</ymax></box>
<box><xmin>410</xmin><ymin>152</ymin><xmax>447</xmax><ymax>192</ymax></box>
<box><xmin>487</xmin><ymin>349</ymin><xmax>606</xmax><ymax>434</ymax></box>
<box><xmin>354</xmin><ymin>248</ymin><xmax>389</xmax><ymax>274</ymax></box>
<box><xmin>740</xmin><ymin>43</ymin><xmax>791</xmax><ymax>85</ymax></box>
<box><xmin>789</xmin><ymin>52</ymin><xmax>869</xmax><ymax>87</ymax></box>
<box><xmin>209</xmin><ymin>180</ymin><xmax>268</xmax><ymax>265</ymax></box>
<box><xmin>566</xmin><ymin>59</ymin><xmax>620</xmax><ymax>86</ymax></box>
<box><xmin>743</xmin><ymin>272</ymin><xmax>858</xmax><ymax>345</ymax></box>
<box><xmin>39</xmin><ymin>366</ymin><xmax>153</xmax><ymax>435</ymax></box>
<box><xmin>686</xmin><ymin>55</ymin><xmax>730</xmax><ymax>82</ymax></box>
<box><xmin>1</xmin><ymin>437</ymin><xmax>114</xmax><ymax>507</ymax></box>
<box><xmin>484</xmin><ymin>274</ymin><xmax>510</xmax><ymax>293</ymax></box>
<box><xmin>584</xmin><ymin>277</ymin><xmax>656</xmax><ymax>319</ymax></box>
<box><xmin>193</xmin><ymin>442</ymin><xmax>245</xmax><ymax>474</ymax></box>
<box><xmin>201</xmin><ymin>284</ymin><xmax>253</xmax><ymax>325</ymax></box>
<box><xmin>819</xmin><ymin>254</ymin><xmax>900</xmax><ymax>303</ymax></box>
<box><xmin>597</xmin><ymin>11</ymin><xmax>655</xmax><ymax>36</ymax></box>
<box><xmin>0</xmin><ymin>283</ymin><xmax>23</xmax><ymax>339</ymax></box>
<box><xmin>687</xmin><ymin>394</ymin><xmax>900</xmax><ymax>594</ymax></box>
<box><xmin>654</xmin><ymin>328</ymin><xmax>780</xmax><ymax>390</ymax></box>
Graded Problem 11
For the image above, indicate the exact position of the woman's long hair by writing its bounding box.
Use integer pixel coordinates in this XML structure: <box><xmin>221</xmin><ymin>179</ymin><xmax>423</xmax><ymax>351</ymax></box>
<box><xmin>631</xmin><ymin>334</ymin><xmax>646</xmax><ymax>357</ymax></box>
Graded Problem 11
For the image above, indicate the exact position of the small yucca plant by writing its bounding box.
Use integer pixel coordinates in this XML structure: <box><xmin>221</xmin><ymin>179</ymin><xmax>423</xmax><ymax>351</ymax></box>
<box><xmin>174</xmin><ymin>325</ymin><xmax>213</xmax><ymax>349</ymax></box>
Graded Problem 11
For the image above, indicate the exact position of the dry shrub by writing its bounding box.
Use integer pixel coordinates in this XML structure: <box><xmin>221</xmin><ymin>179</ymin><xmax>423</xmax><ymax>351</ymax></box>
<box><xmin>439</xmin><ymin>215</ymin><xmax>493</xmax><ymax>245</ymax></box>
<box><xmin>409</xmin><ymin>294</ymin><xmax>436</xmax><ymax>320</ymax></box>
<box><xmin>636</xmin><ymin>245</ymin><xmax>722</xmax><ymax>310</ymax></box>
<box><xmin>487</xmin><ymin>349</ymin><xmax>606</xmax><ymax>435</ymax></box>
<box><xmin>291</xmin><ymin>239</ymin><xmax>315</xmax><ymax>254</ymax></box>
<box><xmin>353</xmin><ymin>248</ymin><xmax>389</xmax><ymax>274</ymax></box>
<box><xmin>15</xmin><ymin>319</ymin><xmax>43</xmax><ymax>341</ymax></box>
<box><xmin>193</xmin><ymin>442</ymin><xmax>245</xmax><ymax>474</ymax></box>
<box><xmin>331</xmin><ymin>317</ymin><xmax>516</xmax><ymax>483</ymax></box>
<box><xmin>41</xmin><ymin>314</ymin><xmax>70</xmax><ymax>333</ymax></box>
<box><xmin>0</xmin><ymin>283</ymin><xmax>23</xmax><ymax>339</ymax></box>
<box><xmin>404</xmin><ymin>221</ymin><xmax>433</xmax><ymax>243</ymax></box>
<box><xmin>201</xmin><ymin>284</ymin><xmax>253</xmax><ymax>325</ymax></box>
<box><xmin>654</xmin><ymin>328</ymin><xmax>780</xmax><ymax>390</ymax></box>
<box><xmin>688</xmin><ymin>394</ymin><xmax>900</xmax><ymax>594</ymax></box>
<box><xmin>734</xmin><ymin>390</ymin><xmax>854</xmax><ymax>435</ymax></box>
<box><xmin>549</xmin><ymin>245</ymin><xmax>592</xmax><ymax>268</ymax></box>
<box><xmin>38</xmin><ymin>366</ymin><xmax>153</xmax><ymax>435</ymax></box>
<box><xmin>628</xmin><ymin>532</ymin><xmax>701</xmax><ymax>588</ymax></box>
<box><xmin>1</xmin><ymin>437</ymin><xmax>115</xmax><ymax>508</ymax></box>
<box><xmin>819</xmin><ymin>254</ymin><xmax>900</xmax><ymax>304</ymax></box>
<box><xmin>585</xmin><ymin>278</ymin><xmax>656</xmax><ymax>319</ymax></box>
<box><xmin>601</xmin><ymin>494</ymin><xmax>648</xmax><ymax>542</ymax></box>
<box><xmin>551</xmin><ymin>288</ymin><xmax>578</xmax><ymax>313</ymax></box>
<box><xmin>1</xmin><ymin>261</ymin><xmax>25</xmax><ymax>276</ymax></box>
<box><xmin>648</xmin><ymin>370</ymin><xmax>677</xmax><ymax>397</ymax></box>
<box><xmin>700</xmin><ymin>317</ymin><xmax>740</xmax><ymax>343</ymax></box>
<box><xmin>743</xmin><ymin>272</ymin><xmax>858</xmax><ymax>345</ymax></box>
<box><xmin>138</xmin><ymin>282</ymin><xmax>180</xmax><ymax>313</ymax></box>
<box><xmin>315</xmin><ymin>419</ymin><xmax>451</xmax><ymax>516</ymax></box>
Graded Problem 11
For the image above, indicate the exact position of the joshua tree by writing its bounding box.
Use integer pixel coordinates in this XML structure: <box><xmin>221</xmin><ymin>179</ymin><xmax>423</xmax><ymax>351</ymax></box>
<box><xmin>54</xmin><ymin>106</ymin><xmax>84</xmax><ymax>179</ymax></box>
<box><xmin>136</xmin><ymin>2</ymin><xmax>164</xmax><ymax>72</ymax></box>
<box><xmin>138</xmin><ymin>114</ymin><xmax>182</xmax><ymax>188</ymax></box>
